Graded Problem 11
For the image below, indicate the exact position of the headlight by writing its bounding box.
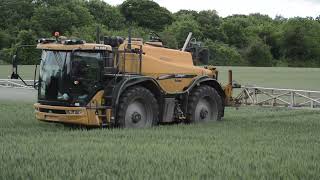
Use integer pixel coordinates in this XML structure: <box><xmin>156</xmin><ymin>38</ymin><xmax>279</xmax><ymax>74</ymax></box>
<box><xmin>66</xmin><ymin>110</ymin><xmax>82</xmax><ymax>115</ymax></box>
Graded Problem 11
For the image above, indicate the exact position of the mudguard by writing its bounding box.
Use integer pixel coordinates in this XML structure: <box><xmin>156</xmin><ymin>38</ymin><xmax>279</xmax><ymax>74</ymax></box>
<box><xmin>186</xmin><ymin>76</ymin><xmax>226</xmax><ymax>100</ymax></box>
<box><xmin>184</xmin><ymin>76</ymin><xmax>226</xmax><ymax>118</ymax></box>
<box><xmin>110</xmin><ymin>76</ymin><xmax>164</xmax><ymax>118</ymax></box>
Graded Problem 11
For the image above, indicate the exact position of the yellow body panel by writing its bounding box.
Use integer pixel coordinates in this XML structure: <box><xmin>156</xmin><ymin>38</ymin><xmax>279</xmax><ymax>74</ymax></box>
<box><xmin>35</xmin><ymin>91</ymin><xmax>106</xmax><ymax>126</ymax></box>
<box><xmin>119</xmin><ymin>43</ymin><xmax>215</xmax><ymax>93</ymax></box>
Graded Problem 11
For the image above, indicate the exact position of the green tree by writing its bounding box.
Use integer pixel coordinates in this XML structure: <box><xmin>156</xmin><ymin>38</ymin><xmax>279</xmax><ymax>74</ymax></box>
<box><xmin>85</xmin><ymin>0</ymin><xmax>125</xmax><ymax>30</ymax></box>
<box><xmin>174</xmin><ymin>10</ymin><xmax>198</xmax><ymax>19</ymax></box>
<box><xmin>257</xmin><ymin>25</ymin><xmax>281</xmax><ymax>59</ymax></box>
<box><xmin>246</xmin><ymin>22</ymin><xmax>281</xmax><ymax>60</ymax></box>
<box><xmin>15</xmin><ymin>30</ymin><xmax>40</xmax><ymax>65</ymax></box>
<box><xmin>32</xmin><ymin>6</ymin><xmax>76</xmax><ymax>33</ymax></box>
<box><xmin>205</xmin><ymin>39</ymin><xmax>245</xmax><ymax>66</ymax></box>
<box><xmin>162</xmin><ymin>15</ymin><xmax>202</xmax><ymax>48</ymax></box>
<box><xmin>245</xmin><ymin>40</ymin><xmax>273</xmax><ymax>67</ymax></box>
<box><xmin>0</xmin><ymin>30</ymin><xmax>11</xmax><ymax>49</ymax></box>
<box><xmin>69</xmin><ymin>24</ymin><xmax>151</xmax><ymax>43</ymax></box>
<box><xmin>196</xmin><ymin>10</ymin><xmax>225</xmax><ymax>42</ymax></box>
<box><xmin>32</xmin><ymin>1</ymin><xmax>93</xmax><ymax>34</ymax></box>
<box><xmin>0</xmin><ymin>0</ymin><xmax>320</xmax><ymax>67</ymax></box>
<box><xmin>247</xmin><ymin>13</ymin><xmax>273</xmax><ymax>24</ymax></box>
<box><xmin>0</xmin><ymin>0</ymin><xmax>36</xmax><ymax>30</ymax></box>
<box><xmin>120</xmin><ymin>0</ymin><xmax>173</xmax><ymax>30</ymax></box>
<box><xmin>159</xmin><ymin>31</ymin><xmax>179</xmax><ymax>49</ymax></box>
<box><xmin>221</xmin><ymin>16</ymin><xmax>251</xmax><ymax>48</ymax></box>
<box><xmin>280</xmin><ymin>18</ymin><xmax>320</xmax><ymax>65</ymax></box>
<box><xmin>0</xmin><ymin>48</ymin><xmax>13</xmax><ymax>64</ymax></box>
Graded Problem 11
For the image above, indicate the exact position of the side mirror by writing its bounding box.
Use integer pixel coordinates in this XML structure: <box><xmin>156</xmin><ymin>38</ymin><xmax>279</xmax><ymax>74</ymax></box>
<box><xmin>12</xmin><ymin>55</ymin><xmax>17</xmax><ymax>68</ymax></box>
<box><xmin>11</xmin><ymin>55</ymin><xmax>19</xmax><ymax>79</ymax></box>
<box><xmin>33</xmin><ymin>64</ymin><xmax>39</xmax><ymax>90</ymax></box>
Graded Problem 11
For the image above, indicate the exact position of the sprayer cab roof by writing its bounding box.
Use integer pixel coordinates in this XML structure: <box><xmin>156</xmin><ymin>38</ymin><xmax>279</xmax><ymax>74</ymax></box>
<box><xmin>37</xmin><ymin>38</ymin><xmax>112</xmax><ymax>51</ymax></box>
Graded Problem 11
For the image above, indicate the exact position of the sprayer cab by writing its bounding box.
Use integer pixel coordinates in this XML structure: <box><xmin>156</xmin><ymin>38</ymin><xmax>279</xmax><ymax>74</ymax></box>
<box><xmin>35</xmin><ymin>37</ymin><xmax>115</xmax><ymax>106</ymax></box>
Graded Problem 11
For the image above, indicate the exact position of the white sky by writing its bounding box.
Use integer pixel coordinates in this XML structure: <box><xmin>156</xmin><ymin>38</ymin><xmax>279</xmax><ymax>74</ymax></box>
<box><xmin>104</xmin><ymin>0</ymin><xmax>320</xmax><ymax>18</ymax></box>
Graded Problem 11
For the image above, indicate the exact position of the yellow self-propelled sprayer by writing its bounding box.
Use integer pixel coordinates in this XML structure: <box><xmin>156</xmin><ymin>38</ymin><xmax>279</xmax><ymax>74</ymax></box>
<box><xmin>8</xmin><ymin>31</ymin><xmax>319</xmax><ymax>128</ymax></box>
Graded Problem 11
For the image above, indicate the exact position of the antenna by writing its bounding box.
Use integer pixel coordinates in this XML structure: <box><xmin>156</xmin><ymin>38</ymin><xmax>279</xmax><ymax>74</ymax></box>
<box><xmin>128</xmin><ymin>27</ymin><xmax>132</xmax><ymax>49</ymax></box>
<box><xmin>127</xmin><ymin>3</ymin><xmax>133</xmax><ymax>50</ymax></box>
<box><xmin>96</xmin><ymin>26</ymin><xmax>101</xmax><ymax>44</ymax></box>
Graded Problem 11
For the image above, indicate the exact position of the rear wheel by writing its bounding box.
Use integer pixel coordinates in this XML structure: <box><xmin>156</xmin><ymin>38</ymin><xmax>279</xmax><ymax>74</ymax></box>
<box><xmin>117</xmin><ymin>86</ymin><xmax>159</xmax><ymax>128</ymax></box>
<box><xmin>187</xmin><ymin>85</ymin><xmax>223</xmax><ymax>123</ymax></box>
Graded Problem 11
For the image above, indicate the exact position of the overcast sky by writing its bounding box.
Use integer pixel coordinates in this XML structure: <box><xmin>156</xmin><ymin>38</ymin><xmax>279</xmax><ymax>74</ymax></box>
<box><xmin>105</xmin><ymin>0</ymin><xmax>320</xmax><ymax>18</ymax></box>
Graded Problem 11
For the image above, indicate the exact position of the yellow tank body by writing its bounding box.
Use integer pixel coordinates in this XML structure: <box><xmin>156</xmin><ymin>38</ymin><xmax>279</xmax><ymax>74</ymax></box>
<box><xmin>118</xmin><ymin>41</ymin><xmax>216</xmax><ymax>93</ymax></box>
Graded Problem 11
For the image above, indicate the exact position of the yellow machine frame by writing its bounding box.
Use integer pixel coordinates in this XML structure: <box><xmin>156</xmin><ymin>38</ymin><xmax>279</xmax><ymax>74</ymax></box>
<box><xmin>34</xmin><ymin>37</ymin><xmax>234</xmax><ymax>127</ymax></box>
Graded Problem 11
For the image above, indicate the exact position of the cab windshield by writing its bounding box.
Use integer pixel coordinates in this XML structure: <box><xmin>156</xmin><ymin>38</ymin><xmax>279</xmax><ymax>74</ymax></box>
<box><xmin>38</xmin><ymin>50</ymin><xmax>104</xmax><ymax>105</ymax></box>
<box><xmin>39</xmin><ymin>50</ymin><xmax>71</xmax><ymax>102</ymax></box>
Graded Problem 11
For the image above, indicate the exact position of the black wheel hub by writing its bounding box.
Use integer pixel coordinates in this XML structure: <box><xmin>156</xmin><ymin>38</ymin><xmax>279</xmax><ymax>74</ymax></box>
<box><xmin>131</xmin><ymin>112</ymin><xmax>142</xmax><ymax>123</ymax></box>
<box><xmin>200</xmin><ymin>109</ymin><xmax>209</xmax><ymax>120</ymax></box>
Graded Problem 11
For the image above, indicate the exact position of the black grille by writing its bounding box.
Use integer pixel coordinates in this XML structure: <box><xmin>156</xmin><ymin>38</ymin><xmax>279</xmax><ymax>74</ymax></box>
<box><xmin>39</xmin><ymin>108</ymin><xmax>66</xmax><ymax>114</ymax></box>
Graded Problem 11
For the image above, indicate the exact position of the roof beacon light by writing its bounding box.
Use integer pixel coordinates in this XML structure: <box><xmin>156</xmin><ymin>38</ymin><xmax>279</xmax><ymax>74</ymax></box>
<box><xmin>54</xmin><ymin>32</ymin><xmax>60</xmax><ymax>37</ymax></box>
<box><xmin>54</xmin><ymin>32</ymin><xmax>60</xmax><ymax>41</ymax></box>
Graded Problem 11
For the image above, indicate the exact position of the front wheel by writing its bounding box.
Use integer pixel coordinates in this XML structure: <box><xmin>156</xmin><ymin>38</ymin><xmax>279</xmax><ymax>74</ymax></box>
<box><xmin>117</xmin><ymin>86</ymin><xmax>159</xmax><ymax>128</ymax></box>
<box><xmin>187</xmin><ymin>85</ymin><xmax>223</xmax><ymax>123</ymax></box>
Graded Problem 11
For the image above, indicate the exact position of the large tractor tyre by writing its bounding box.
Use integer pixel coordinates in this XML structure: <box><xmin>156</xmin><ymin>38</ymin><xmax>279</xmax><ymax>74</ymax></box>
<box><xmin>187</xmin><ymin>85</ymin><xmax>223</xmax><ymax>123</ymax></box>
<box><xmin>117</xmin><ymin>86</ymin><xmax>159</xmax><ymax>128</ymax></box>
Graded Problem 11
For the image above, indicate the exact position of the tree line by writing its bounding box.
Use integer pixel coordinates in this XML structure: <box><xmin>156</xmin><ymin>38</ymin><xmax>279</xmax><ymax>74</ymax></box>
<box><xmin>0</xmin><ymin>0</ymin><xmax>320</xmax><ymax>67</ymax></box>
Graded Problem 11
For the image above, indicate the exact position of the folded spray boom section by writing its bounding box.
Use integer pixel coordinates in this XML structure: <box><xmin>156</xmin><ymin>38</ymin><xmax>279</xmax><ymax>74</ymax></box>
<box><xmin>235</xmin><ymin>86</ymin><xmax>320</xmax><ymax>109</ymax></box>
<box><xmin>0</xmin><ymin>79</ymin><xmax>35</xmax><ymax>89</ymax></box>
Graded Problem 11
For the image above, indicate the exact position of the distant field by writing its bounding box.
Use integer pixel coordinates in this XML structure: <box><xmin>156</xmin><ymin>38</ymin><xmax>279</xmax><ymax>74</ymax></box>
<box><xmin>0</xmin><ymin>65</ymin><xmax>38</xmax><ymax>80</ymax></box>
<box><xmin>1</xmin><ymin>65</ymin><xmax>320</xmax><ymax>90</ymax></box>
<box><xmin>218</xmin><ymin>66</ymin><xmax>320</xmax><ymax>90</ymax></box>
<box><xmin>0</xmin><ymin>65</ymin><xmax>320</xmax><ymax>179</ymax></box>
<box><xmin>0</xmin><ymin>60</ymin><xmax>8</xmax><ymax>65</ymax></box>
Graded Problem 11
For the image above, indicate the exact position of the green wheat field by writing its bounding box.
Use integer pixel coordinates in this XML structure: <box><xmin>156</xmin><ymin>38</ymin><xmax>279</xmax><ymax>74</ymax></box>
<box><xmin>0</xmin><ymin>65</ymin><xmax>320</xmax><ymax>179</ymax></box>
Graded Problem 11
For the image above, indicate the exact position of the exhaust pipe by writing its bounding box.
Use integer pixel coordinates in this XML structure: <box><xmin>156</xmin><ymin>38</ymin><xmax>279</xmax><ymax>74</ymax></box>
<box><xmin>182</xmin><ymin>32</ymin><xmax>192</xmax><ymax>52</ymax></box>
